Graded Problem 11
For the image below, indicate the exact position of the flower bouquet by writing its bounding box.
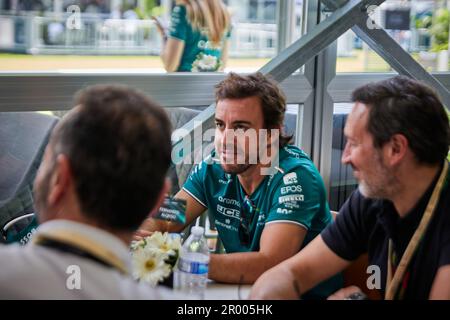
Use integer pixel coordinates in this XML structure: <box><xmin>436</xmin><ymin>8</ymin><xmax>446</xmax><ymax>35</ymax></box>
<box><xmin>131</xmin><ymin>232</ymin><xmax>181</xmax><ymax>287</ymax></box>
<box><xmin>191</xmin><ymin>53</ymin><xmax>222</xmax><ymax>72</ymax></box>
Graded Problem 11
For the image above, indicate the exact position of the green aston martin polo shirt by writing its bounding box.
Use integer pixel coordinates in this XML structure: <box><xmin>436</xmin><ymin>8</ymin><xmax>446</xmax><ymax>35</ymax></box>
<box><xmin>182</xmin><ymin>145</ymin><xmax>342</xmax><ymax>299</ymax></box>
<box><xmin>183</xmin><ymin>145</ymin><xmax>332</xmax><ymax>252</ymax></box>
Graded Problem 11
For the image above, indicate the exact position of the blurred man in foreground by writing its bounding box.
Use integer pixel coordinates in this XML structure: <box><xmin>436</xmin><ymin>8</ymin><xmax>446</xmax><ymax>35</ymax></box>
<box><xmin>0</xmin><ymin>85</ymin><xmax>177</xmax><ymax>299</ymax></box>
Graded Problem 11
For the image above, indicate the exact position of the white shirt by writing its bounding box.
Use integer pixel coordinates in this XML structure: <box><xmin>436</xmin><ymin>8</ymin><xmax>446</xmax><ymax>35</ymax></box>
<box><xmin>0</xmin><ymin>220</ymin><xmax>181</xmax><ymax>299</ymax></box>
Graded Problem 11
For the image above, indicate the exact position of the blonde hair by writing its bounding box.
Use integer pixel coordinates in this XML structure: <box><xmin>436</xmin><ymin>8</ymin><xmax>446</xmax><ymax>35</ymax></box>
<box><xmin>177</xmin><ymin>0</ymin><xmax>230</xmax><ymax>45</ymax></box>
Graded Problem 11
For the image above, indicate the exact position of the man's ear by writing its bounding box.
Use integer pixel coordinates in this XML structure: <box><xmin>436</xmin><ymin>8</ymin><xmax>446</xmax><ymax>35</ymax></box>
<box><xmin>385</xmin><ymin>134</ymin><xmax>408</xmax><ymax>166</ymax></box>
<box><xmin>149</xmin><ymin>178</ymin><xmax>171</xmax><ymax>218</ymax></box>
<box><xmin>47</xmin><ymin>154</ymin><xmax>72</xmax><ymax>207</ymax></box>
<box><xmin>266</xmin><ymin>125</ymin><xmax>281</xmax><ymax>147</ymax></box>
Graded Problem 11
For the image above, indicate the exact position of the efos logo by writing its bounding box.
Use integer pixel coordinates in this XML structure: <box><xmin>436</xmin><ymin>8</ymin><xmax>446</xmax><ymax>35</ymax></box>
<box><xmin>281</xmin><ymin>185</ymin><xmax>302</xmax><ymax>194</ymax></box>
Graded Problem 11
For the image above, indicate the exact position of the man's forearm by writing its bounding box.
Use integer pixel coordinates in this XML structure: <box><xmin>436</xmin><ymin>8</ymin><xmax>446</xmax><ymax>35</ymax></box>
<box><xmin>208</xmin><ymin>252</ymin><xmax>281</xmax><ymax>284</ymax></box>
<box><xmin>249</xmin><ymin>263</ymin><xmax>304</xmax><ymax>299</ymax></box>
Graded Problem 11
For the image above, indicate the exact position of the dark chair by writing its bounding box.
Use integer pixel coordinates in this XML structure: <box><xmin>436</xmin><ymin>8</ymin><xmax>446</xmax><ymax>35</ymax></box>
<box><xmin>331</xmin><ymin>210</ymin><xmax>381</xmax><ymax>300</ymax></box>
<box><xmin>1</xmin><ymin>212</ymin><xmax>37</xmax><ymax>244</ymax></box>
<box><xmin>329</xmin><ymin>113</ymin><xmax>357</xmax><ymax>211</ymax></box>
<box><xmin>0</xmin><ymin>112</ymin><xmax>59</xmax><ymax>244</ymax></box>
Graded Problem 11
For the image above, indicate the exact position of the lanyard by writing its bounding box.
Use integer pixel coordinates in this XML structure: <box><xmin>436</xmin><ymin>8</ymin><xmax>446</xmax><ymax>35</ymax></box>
<box><xmin>385</xmin><ymin>161</ymin><xmax>448</xmax><ymax>300</ymax></box>
<box><xmin>33</xmin><ymin>229</ymin><xmax>128</xmax><ymax>275</ymax></box>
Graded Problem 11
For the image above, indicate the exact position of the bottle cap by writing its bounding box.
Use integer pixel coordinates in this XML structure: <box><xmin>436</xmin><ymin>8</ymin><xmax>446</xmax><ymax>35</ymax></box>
<box><xmin>191</xmin><ymin>226</ymin><xmax>204</xmax><ymax>236</ymax></box>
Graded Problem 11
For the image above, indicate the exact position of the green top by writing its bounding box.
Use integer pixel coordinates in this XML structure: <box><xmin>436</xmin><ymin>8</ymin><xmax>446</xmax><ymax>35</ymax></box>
<box><xmin>183</xmin><ymin>145</ymin><xmax>342</xmax><ymax>298</ymax></box>
<box><xmin>183</xmin><ymin>145</ymin><xmax>332</xmax><ymax>252</ymax></box>
<box><xmin>168</xmin><ymin>5</ymin><xmax>230</xmax><ymax>72</ymax></box>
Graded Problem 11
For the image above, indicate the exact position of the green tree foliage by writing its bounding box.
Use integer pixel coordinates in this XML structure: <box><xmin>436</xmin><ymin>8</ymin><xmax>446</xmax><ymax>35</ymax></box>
<box><xmin>135</xmin><ymin>0</ymin><xmax>165</xmax><ymax>19</ymax></box>
<box><xmin>430</xmin><ymin>8</ymin><xmax>449</xmax><ymax>51</ymax></box>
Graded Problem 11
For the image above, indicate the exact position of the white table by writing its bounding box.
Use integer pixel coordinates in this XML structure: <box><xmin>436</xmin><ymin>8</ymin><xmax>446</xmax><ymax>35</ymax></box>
<box><xmin>205</xmin><ymin>282</ymin><xmax>252</xmax><ymax>300</ymax></box>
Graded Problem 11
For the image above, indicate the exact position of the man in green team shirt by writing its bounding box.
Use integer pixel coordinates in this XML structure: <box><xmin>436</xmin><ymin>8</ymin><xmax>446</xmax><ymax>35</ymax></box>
<box><xmin>137</xmin><ymin>72</ymin><xmax>342</xmax><ymax>298</ymax></box>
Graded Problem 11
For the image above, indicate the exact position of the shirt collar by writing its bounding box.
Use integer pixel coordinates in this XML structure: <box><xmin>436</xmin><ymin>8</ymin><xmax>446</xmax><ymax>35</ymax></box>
<box><xmin>34</xmin><ymin>220</ymin><xmax>131</xmax><ymax>273</ymax></box>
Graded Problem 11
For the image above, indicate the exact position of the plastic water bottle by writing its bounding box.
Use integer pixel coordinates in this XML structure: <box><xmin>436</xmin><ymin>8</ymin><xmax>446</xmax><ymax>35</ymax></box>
<box><xmin>175</xmin><ymin>226</ymin><xmax>210</xmax><ymax>299</ymax></box>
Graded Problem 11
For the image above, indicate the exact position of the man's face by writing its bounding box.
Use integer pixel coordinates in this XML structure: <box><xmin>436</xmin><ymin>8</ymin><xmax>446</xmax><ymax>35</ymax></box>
<box><xmin>342</xmin><ymin>102</ymin><xmax>396</xmax><ymax>198</ymax></box>
<box><xmin>214</xmin><ymin>96</ymin><xmax>266</xmax><ymax>174</ymax></box>
<box><xmin>33</xmin><ymin>144</ymin><xmax>56</xmax><ymax>223</ymax></box>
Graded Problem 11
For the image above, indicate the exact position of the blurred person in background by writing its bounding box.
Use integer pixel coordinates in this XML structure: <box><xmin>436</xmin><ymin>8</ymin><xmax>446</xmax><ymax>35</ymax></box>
<box><xmin>154</xmin><ymin>0</ymin><xmax>231</xmax><ymax>72</ymax></box>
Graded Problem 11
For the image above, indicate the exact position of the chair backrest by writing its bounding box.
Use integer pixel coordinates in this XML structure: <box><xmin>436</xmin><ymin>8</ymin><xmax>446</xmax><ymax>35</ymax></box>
<box><xmin>0</xmin><ymin>112</ymin><xmax>59</xmax><ymax>232</ymax></box>
<box><xmin>331</xmin><ymin>210</ymin><xmax>381</xmax><ymax>300</ymax></box>
<box><xmin>166</xmin><ymin>107</ymin><xmax>203</xmax><ymax>193</ymax></box>
<box><xmin>1</xmin><ymin>212</ymin><xmax>38</xmax><ymax>245</ymax></box>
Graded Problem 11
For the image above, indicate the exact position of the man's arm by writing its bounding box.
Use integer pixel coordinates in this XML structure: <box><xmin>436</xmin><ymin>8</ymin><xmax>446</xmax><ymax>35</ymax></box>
<box><xmin>208</xmin><ymin>222</ymin><xmax>306</xmax><ymax>284</ymax></box>
<box><xmin>429</xmin><ymin>265</ymin><xmax>450</xmax><ymax>299</ymax></box>
<box><xmin>249</xmin><ymin>235</ymin><xmax>351</xmax><ymax>299</ymax></box>
<box><xmin>135</xmin><ymin>189</ymin><xmax>206</xmax><ymax>238</ymax></box>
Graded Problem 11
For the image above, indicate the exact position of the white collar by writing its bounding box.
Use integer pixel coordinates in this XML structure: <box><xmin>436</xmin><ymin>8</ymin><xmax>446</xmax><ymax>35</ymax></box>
<box><xmin>35</xmin><ymin>220</ymin><xmax>131</xmax><ymax>273</ymax></box>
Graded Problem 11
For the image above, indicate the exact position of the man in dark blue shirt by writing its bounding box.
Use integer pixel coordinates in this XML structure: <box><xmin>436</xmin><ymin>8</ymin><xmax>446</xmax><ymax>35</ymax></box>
<box><xmin>250</xmin><ymin>76</ymin><xmax>450</xmax><ymax>300</ymax></box>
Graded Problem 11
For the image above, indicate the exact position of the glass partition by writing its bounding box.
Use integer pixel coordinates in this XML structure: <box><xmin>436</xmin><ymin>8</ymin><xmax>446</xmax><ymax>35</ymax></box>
<box><xmin>336</xmin><ymin>0</ymin><xmax>450</xmax><ymax>73</ymax></box>
<box><xmin>0</xmin><ymin>0</ymin><xmax>304</xmax><ymax>73</ymax></box>
<box><xmin>329</xmin><ymin>103</ymin><xmax>357</xmax><ymax>211</ymax></box>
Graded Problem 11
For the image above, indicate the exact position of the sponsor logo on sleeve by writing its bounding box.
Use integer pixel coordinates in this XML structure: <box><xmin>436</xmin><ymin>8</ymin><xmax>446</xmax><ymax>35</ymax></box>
<box><xmin>283</xmin><ymin>172</ymin><xmax>298</xmax><ymax>185</ymax></box>
<box><xmin>284</xmin><ymin>202</ymin><xmax>300</xmax><ymax>209</ymax></box>
<box><xmin>276</xmin><ymin>208</ymin><xmax>293</xmax><ymax>214</ymax></box>
<box><xmin>280</xmin><ymin>185</ymin><xmax>303</xmax><ymax>194</ymax></box>
<box><xmin>278</xmin><ymin>194</ymin><xmax>304</xmax><ymax>204</ymax></box>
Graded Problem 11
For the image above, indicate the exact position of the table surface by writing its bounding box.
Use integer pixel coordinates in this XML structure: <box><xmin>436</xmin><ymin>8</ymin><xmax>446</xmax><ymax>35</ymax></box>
<box><xmin>205</xmin><ymin>282</ymin><xmax>252</xmax><ymax>300</ymax></box>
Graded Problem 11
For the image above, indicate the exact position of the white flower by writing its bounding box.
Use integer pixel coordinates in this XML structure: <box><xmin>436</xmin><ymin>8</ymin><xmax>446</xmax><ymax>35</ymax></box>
<box><xmin>130</xmin><ymin>239</ymin><xmax>146</xmax><ymax>251</ymax></box>
<box><xmin>130</xmin><ymin>232</ymin><xmax>182</xmax><ymax>286</ymax></box>
<box><xmin>192</xmin><ymin>53</ymin><xmax>220</xmax><ymax>72</ymax></box>
<box><xmin>144</xmin><ymin>232</ymin><xmax>181</xmax><ymax>256</ymax></box>
<box><xmin>132</xmin><ymin>247</ymin><xmax>171</xmax><ymax>287</ymax></box>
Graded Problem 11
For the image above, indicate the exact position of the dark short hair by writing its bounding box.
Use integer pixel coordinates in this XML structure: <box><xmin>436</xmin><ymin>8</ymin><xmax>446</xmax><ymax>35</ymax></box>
<box><xmin>352</xmin><ymin>75</ymin><xmax>450</xmax><ymax>165</ymax></box>
<box><xmin>215</xmin><ymin>72</ymin><xmax>293</xmax><ymax>147</ymax></box>
<box><xmin>51</xmin><ymin>85</ymin><xmax>172</xmax><ymax>231</ymax></box>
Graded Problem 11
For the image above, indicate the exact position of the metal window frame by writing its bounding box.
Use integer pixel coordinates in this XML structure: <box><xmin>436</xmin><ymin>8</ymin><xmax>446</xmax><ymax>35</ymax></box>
<box><xmin>1</xmin><ymin>0</ymin><xmax>450</xmax><ymax>205</ymax></box>
<box><xmin>0</xmin><ymin>72</ymin><xmax>312</xmax><ymax>111</ymax></box>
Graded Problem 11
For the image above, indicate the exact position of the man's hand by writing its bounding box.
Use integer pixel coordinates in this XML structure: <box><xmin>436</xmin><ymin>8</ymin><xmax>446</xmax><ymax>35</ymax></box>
<box><xmin>132</xmin><ymin>217</ymin><xmax>168</xmax><ymax>241</ymax></box>
<box><xmin>132</xmin><ymin>229</ymin><xmax>153</xmax><ymax>242</ymax></box>
<box><xmin>249</xmin><ymin>265</ymin><xmax>301</xmax><ymax>300</ymax></box>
